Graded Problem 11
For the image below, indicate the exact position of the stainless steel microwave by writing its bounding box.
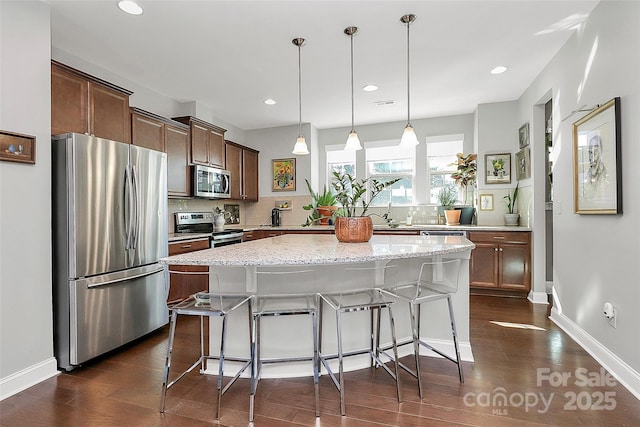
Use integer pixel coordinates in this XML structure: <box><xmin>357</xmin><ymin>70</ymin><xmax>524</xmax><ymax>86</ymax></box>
<box><xmin>193</xmin><ymin>165</ymin><xmax>231</xmax><ymax>199</ymax></box>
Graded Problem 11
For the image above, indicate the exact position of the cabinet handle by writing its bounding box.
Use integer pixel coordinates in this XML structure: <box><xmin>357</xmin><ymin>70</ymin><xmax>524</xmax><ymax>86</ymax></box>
<box><xmin>499</xmin><ymin>248</ymin><xmax>503</xmax><ymax>252</ymax></box>
<box><xmin>495</xmin><ymin>248</ymin><xmax>499</xmax><ymax>252</ymax></box>
<box><xmin>493</xmin><ymin>236</ymin><xmax>505</xmax><ymax>240</ymax></box>
<box><xmin>181</xmin><ymin>244</ymin><xmax>192</xmax><ymax>249</ymax></box>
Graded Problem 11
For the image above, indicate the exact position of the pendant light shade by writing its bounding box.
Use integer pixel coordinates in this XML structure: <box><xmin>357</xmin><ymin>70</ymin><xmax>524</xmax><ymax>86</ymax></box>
<box><xmin>399</xmin><ymin>14</ymin><xmax>419</xmax><ymax>147</ymax></box>
<box><xmin>292</xmin><ymin>37</ymin><xmax>309</xmax><ymax>155</ymax></box>
<box><xmin>344</xmin><ymin>26</ymin><xmax>362</xmax><ymax>151</ymax></box>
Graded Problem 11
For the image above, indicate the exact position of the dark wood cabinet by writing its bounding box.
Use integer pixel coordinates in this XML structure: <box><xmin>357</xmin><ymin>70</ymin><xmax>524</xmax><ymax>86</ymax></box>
<box><xmin>167</xmin><ymin>238</ymin><xmax>210</xmax><ymax>304</ymax></box>
<box><xmin>225</xmin><ymin>140</ymin><xmax>259</xmax><ymax>201</ymax></box>
<box><xmin>165</xmin><ymin>123</ymin><xmax>191</xmax><ymax>198</ymax></box>
<box><xmin>131</xmin><ymin>108</ymin><xmax>165</xmax><ymax>152</ymax></box>
<box><xmin>468</xmin><ymin>231</ymin><xmax>531</xmax><ymax>296</ymax></box>
<box><xmin>51</xmin><ymin>61</ymin><xmax>131</xmax><ymax>142</ymax></box>
<box><xmin>173</xmin><ymin>116</ymin><xmax>226</xmax><ymax>168</ymax></box>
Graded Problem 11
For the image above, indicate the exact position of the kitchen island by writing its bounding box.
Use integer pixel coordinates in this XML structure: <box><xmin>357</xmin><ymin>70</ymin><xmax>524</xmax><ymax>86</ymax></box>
<box><xmin>160</xmin><ymin>234</ymin><xmax>475</xmax><ymax>377</ymax></box>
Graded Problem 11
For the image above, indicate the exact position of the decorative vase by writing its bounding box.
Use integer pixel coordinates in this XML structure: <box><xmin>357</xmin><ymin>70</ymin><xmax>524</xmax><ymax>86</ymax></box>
<box><xmin>334</xmin><ymin>216</ymin><xmax>373</xmax><ymax>243</ymax></box>
<box><xmin>504</xmin><ymin>213</ymin><xmax>520</xmax><ymax>226</ymax></box>
<box><xmin>444</xmin><ymin>209</ymin><xmax>461</xmax><ymax>225</ymax></box>
<box><xmin>457</xmin><ymin>206</ymin><xmax>475</xmax><ymax>225</ymax></box>
<box><xmin>316</xmin><ymin>206</ymin><xmax>336</xmax><ymax>225</ymax></box>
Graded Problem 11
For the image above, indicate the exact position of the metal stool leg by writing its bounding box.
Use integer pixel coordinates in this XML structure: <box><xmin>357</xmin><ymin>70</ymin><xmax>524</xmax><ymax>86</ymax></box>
<box><xmin>160</xmin><ymin>310</ymin><xmax>178</xmax><ymax>412</ymax></box>
<box><xmin>387</xmin><ymin>305</ymin><xmax>402</xmax><ymax>403</ymax></box>
<box><xmin>447</xmin><ymin>295</ymin><xmax>464</xmax><ymax>383</ymax></box>
<box><xmin>312</xmin><ymin>310</ymin><xmax>320</xmax><ymax>417</ymax></box>
<box><xmin>409</xmin><ymin>302</ymin><xmax>423</xmax><ymax>398</ymax></box>
<box><xmin>336</xmin><ymin>309</ymin><xmax>346</xmax><ymax>416</ymax></box>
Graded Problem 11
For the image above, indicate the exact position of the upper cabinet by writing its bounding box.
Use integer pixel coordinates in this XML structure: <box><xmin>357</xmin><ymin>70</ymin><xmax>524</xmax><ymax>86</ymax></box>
<box><xmin>173</xmin><ymin>116</ymin><xmax>226</xmax><ymax>169</ymax></box>
<box><xmin>131</xmin><ymin>108</ymin><xmax>165</xmax><ymax>152</ymax></box>
<box><xmin>225</xmin><ymin>140</ymin><xmax>259</xmax><ymax>201</ymax></box>
<box><xmin>51</xmin><ymin>61</ymin><xmax>132</xmax><ymax>143</ymax></box>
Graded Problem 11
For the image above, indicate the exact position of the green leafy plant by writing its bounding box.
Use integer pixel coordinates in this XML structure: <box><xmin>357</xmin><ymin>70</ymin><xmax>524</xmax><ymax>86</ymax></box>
<box><xmin>437</xmin><ymin>184</ymin><xmax>458</xmax><ymax>208</ymax></box>
<box><xmin>450</xmin><ymin>153</ymin><xmax>477</xmax><ymax>205</ymax></box>
<box><xmin>302</xmin><ymin>179</ymin><xmax>337</xmax><ymax>226</ymax></box>
<box><xmin>503</xmin><ymin>182</ymin><xmax>519</xmax><ymax>214</ymax></box>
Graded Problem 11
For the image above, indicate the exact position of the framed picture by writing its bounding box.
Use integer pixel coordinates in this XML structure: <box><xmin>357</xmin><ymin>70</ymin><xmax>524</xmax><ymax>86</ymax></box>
<box><xmin>479</xmin><ymin>194</ymin><xmax>494</xmax><ymax>211</ymax></box>
<box><xmin>519</xmin><ymin>122</ymin><xmax>530</xmax><ymax>148</ymax></box>
<box><xmin>0</xmin><ymin>130</ymin><xmax>36</xmax><ymax>164</ymax></box>
<box><xmin>272</xmin><ymin>158</ymin><xmax>296</xmax><ymax>191</ymax></box>
<box><xmin>515</xmin><ymin>148</ymin><xmax>531</xmax><ymax>180</ymax></box>
<box><xmin>485</xmin><ymin>153</ymin><xmax>511</xmax><ymax>184</ymax></box>
<box><xmin>573</xmin><ymin>97</ymin><xmax>622</xmax><ymax>214</ymax></box>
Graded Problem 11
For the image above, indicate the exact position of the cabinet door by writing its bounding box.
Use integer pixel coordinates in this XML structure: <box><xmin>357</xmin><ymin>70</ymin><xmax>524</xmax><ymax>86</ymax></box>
<box><xmin>51</xmin><ymin>65</ymin><xmax>88</xmax><ymax>135</ymax></box>
<box><xmin>131</xmin><ymin>112</ymin><xmax>164</xmax><ymax>152</ymax></box>
<box><xmin>209</xmin><ymin>129</ymin><xmax>225</xmax><ymax>168</ymax></box>
<box><xmin>166</xmin><ymin>124</ymin><xmax>191</xmax><ymax>197</ymax></box>
<box><xmin>243</xmin><ymin>230</ymin><xmax>263</xmax><ymax>241</ymax></box>
<box><xmin>191</xmin><ymin>123</ymin><xmax>209</xmax><ymax>165</ymax></box>
<box><xmin>469</xmin><ymin>242</ymin><xmax>499</xmax><ymax>288</ymax></box>
<box><xmin>243</xmin><ymin>149</ymin><xmax>259</xmax><ymax>201</ymax></box>
<box><xmin>499</xmin><ymin>243</ymin><xmax>531</xmax><ymax>290</ymax></box>
<box><xmin>168</xmin><ymin>239</ymin><xmax>209</xmax><ymax>303</ymax></box>
<box><xmin>89</xmin><ymin>83</ymin><xmax>131</xmax><ymax>143</ymax></box>
<box><xmin>225</xmin><ymin>143</ymin><xmax>243</xmax><ymax>199</ymax></box>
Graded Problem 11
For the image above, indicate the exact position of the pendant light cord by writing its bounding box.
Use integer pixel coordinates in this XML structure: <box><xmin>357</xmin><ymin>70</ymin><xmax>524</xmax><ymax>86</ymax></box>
<box><xmin>298</xmin><ymin>43</ymin><xmax>302</xmax><ymax>137</ymax></box>
<box><xmin>350</xmin><ymin>32</ymin><xmax>355</xmax><ymax>132</ymax></box>
<box><xmin>406</xmin><ymin>18</ymin><xmax>411</xmax><ymax>126</ymax></box>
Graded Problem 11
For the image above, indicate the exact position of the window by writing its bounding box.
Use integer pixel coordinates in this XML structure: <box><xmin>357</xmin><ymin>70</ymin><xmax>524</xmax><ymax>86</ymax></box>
<box><xmin>365</xmin><ymin>143</ymin><xmax>414</xmax><ymax>206</ymax></box>
<box><xmin>426</xmin><ymin>135</ymin><xmax>464</xmax><ymax>204</ymax></box>
<box><xmin>326</xmin><ymin>145</ymin><xmax>355</xmax><ymax>190</ymax></box>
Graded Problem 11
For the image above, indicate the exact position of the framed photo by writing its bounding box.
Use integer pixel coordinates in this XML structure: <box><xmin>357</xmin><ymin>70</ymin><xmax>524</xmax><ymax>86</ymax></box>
<box><xmin>519</xmin><ymin>122</ymin><xmax>530</xmax><ymax>148</ymax></box>
<box><xmin>485</xmin><ymin>153</ymin><xmax>511</xmax><ymax>184</ymax></box>
<box><xmin>0</xmin><ymin>130</ymin><xmax>36</xmax><ymax>164</ymax></box>
<box><xmin>515</xmin><ymin>148</ymin><xmax>531</xmax><ymax>180</ymax></box>
<box><xmin>573</xmin><ymin>97</ymin><xmax>622</xmax><ymax>214</ymax></box>
<box><xmin>272</xmin><ymin>158</ymin><xmax>296</xmax><ymax>191</ymax></box>
<box><xmin>479</xmin><ymin>194</ymin><xmax>494</xmax><ymax>211</ymax></box>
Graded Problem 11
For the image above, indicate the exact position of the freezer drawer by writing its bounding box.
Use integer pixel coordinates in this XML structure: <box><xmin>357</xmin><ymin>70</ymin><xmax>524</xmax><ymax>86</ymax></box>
<box><xmin>67</xmin><ymin>264</ymin><xmax>168</xmax><ymax>368</ymax></box>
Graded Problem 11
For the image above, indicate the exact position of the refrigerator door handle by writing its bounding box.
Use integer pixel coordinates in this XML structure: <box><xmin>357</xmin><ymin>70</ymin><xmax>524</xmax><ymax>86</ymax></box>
<box><xmin>131</xmin><ymin>165</ymin><xmax>140</xmax><ymax>249</ymax></box>
<box><xmin>123</xmin><ymin>166</ymin><xmax>133</xmax><ymax>250</ymax></box>
<box><xmin>84</xmin><ymin>264</ymin><xmax>166</xmax><ymax>289</ymax></box>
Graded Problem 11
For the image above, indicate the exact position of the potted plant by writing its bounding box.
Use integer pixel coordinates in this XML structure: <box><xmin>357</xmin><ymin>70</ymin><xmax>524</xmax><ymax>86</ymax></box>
<box><xmin>437</xmin><ymin>184</ymin><xmax>461</xmax><ymax>225</ymax></box>
<box><xmin>302</xmin><ymin>179</ymin><xmax>337</xmax><ymax>226</ymax></box>
<box><xmin>450</xmin><ymin>153</ymin><xmax>477</xmax><ymax>224</ymax></box>
<box><xmin>330</xmin><ymin>172</ymin><xmax>401</xmax><ymax>242</ymax></box>
<box><xmin>503</xmin><ymin>182</ymin><xmax>520</xmax><ymax>226</ymax></box>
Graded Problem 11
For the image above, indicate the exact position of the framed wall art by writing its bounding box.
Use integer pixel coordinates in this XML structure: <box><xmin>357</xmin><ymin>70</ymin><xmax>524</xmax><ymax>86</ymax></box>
<box><xmin>573</xmin><ymin>97</ymin><xmax>622</xmax><ymax>214</ymax></box>
<box><xmin>479</xmin><ymin>194</ymin><xmax>494</xmax><ymax>211</ymax></box>
<box><xmin>519</xmin><ymin>122</ymin><xmax>530</xmax><ymax>148</ymax></box>
<box><xmin>272</xmin><ymin>158</ymin><xmax>296</xmax><ymax>191</ymax></box>
<box><xmin>0</xmin><ymin>130</ymin><xmax>36</xmax><ymax>164</ymax></box>
<box><xmin>485</xmin><ymin>153</ymin><xmax>511</xmax><ymax>184</ymax></box>
<box><xmin>515</xmin><ymin>148</ymin><xmax>531</xmax><ymax>180</ymax></box>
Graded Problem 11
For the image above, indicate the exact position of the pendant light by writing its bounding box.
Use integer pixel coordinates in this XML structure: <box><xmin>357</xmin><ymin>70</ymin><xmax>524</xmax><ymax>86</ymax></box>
<box><xmin>344</xmin><ymin>26</ymin><xmax>362</xmax><ymax>151</ymax></box>
<box><xmin>399</xmin><ymin>14</ymin><xmax>419</xmax><ymax>147</ymax></box>
<box><xmin>292</xmin><ymin>37</ymin><xmax>310</xmax><ymax>155</ymax></box>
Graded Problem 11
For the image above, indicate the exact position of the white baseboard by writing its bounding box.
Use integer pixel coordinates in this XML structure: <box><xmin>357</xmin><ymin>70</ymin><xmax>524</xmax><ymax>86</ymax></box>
<box><xmin>0</xmin><ymin>357</ymin><xmax>59</xmax><ymax>401</ymax></box>
<box><xmin>528</xmin><ymin>290</ymin><xmax>549</xmax><ymax>304</ymax></box>
<box><xmin>550</xmin><ymin>307</ymin><xmax>640</xmax><ymax>400</ymax></box>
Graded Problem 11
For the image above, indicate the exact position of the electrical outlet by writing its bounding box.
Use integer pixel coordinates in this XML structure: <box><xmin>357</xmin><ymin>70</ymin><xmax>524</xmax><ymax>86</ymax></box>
<box><xmin>608</xmin><ymin>308</ymin><xmax>617</xmax><ymax>328</ymax></box>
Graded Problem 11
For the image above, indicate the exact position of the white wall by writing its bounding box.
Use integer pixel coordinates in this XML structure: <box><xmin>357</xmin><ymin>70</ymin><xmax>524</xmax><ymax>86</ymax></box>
<box><xmin>520</xmin><ymin>0</ymin><xmax>640</xmax><ymax>393</ymax></box>
<box><xmin>0</xmin><ymin>1</ymin><xmax>58</xmax><ymax>398</ymax></box>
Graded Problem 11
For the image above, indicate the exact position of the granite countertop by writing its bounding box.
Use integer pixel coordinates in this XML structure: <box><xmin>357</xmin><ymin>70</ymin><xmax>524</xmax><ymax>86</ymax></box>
<box><xmin>242</xmin><ymin>224</ymin><xmax>531</xmax><ymax>232</ymax></box>
<box><xmin>160</xmin><ymin>234</ymin><xmax>475</xmax><ymax>266</ymax></box>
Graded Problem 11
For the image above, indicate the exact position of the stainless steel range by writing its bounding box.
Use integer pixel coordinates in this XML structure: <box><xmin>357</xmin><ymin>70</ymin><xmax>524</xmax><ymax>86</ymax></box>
<box><xmin>175</xmin><ymin>212</ymin><xmax>243</xmax><ymax>247</ymax></box>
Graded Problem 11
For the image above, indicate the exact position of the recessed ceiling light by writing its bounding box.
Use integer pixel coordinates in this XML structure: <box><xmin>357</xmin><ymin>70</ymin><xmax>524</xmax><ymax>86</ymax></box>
<box><xmin>374</xmin><ymin>100</ymin><xmax>396</xmax><ymax>106</ymax></box>
<box><xmin>362</xmin><ymin>84</ymin><xmax>378</xmax><ymax>92</ymax></box>
<box><xmin>491</xmin><ymin>65</ymin><xmax>508</xmax><ymax>75</ymax></box>
<box><xmin>118</xmin><ymin>0</ymin><xmax>143</xmax><ymax>15</ymax></box>
<box><xmin>264</xmin><ymin>98</ymin><xmax>277</xmax><ymax>105</ymax></box>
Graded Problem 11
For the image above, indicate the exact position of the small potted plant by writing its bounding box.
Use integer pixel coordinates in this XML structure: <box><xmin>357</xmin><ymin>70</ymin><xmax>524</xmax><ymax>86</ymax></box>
<box><xmin>503</xmin><ymin>182</ymin><xmax>520</xmax><ymax>226</ymax></box>
<box><xmin>437</xmin><ymin>185</ymin><xmax>460</xmax><ymax>225</ymax></box>
<box><xmin>302</xmin><ymin>179</ymin><xmax>337</xmax><ymax>226</ymax></box>
<box><xmin>330</xmin><ymin>172</ymin><xmax>401</xmax><ymax>242</ymax></box>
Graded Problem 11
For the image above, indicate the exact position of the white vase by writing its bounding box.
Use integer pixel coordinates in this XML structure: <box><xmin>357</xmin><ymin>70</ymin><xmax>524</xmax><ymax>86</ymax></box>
<box><xmin>504</xmin><ymin>213</ymin><xmax>520</xmax><ymax>226</ymax></box>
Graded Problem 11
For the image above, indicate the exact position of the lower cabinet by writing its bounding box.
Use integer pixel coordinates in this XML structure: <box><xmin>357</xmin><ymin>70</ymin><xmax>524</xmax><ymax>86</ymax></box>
<box><xmin>167</xmin><ymin>238</ymin><xmax>209</xmax><ymax>304</ymax></box>
<box><xmin>468</xmin><ymin>231</ymin><xmax>531</xmax><ymax>296</ymax></box>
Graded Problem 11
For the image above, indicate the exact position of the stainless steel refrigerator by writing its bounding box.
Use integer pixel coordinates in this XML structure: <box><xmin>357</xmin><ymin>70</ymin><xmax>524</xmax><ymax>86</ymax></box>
<box><xmin>52</xmin><ymin>133</ymin><xmax>169</xmax><ymax>371</ymax></box>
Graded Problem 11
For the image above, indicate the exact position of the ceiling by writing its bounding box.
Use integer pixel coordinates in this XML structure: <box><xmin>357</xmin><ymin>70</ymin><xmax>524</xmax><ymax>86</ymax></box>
<box><xmin>47</xmin><ymin>0</ymin><xmax>599</xmax><ymax>131</ymax></box>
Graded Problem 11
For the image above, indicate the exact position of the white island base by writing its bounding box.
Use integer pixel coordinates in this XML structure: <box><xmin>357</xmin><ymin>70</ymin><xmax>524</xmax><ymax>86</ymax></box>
<box><xmin>161</xmin><ymin>234</ymin><xmax>475</xmax><ymax>378</ymax></box>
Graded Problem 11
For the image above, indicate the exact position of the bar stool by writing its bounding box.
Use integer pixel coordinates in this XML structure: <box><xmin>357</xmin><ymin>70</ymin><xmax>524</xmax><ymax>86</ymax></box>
<box><xmin>160</xmin><ymin>269</ymin><xmax>252</xmax><ymax>419</ymax></box>
<box><xmin>380</xmin><ymin>258</ymin><xmax>464</xmax><ymax>398</ymax></box>
<box><xmin>317</xmin><ymin>264</ymin><xmax>401</xmax><ymax>416</ymax></box>
<box><xmin>250</xmin><ymin>268</ymin><xmax>319</xmax><ymax>421</ymax></box>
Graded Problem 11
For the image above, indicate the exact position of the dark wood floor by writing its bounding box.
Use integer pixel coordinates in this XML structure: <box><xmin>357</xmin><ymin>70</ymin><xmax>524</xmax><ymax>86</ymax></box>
<box><xmin>2</xmin><ymin>295</ymin><xmax>639</xmax><ymax>426</ymax></box>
